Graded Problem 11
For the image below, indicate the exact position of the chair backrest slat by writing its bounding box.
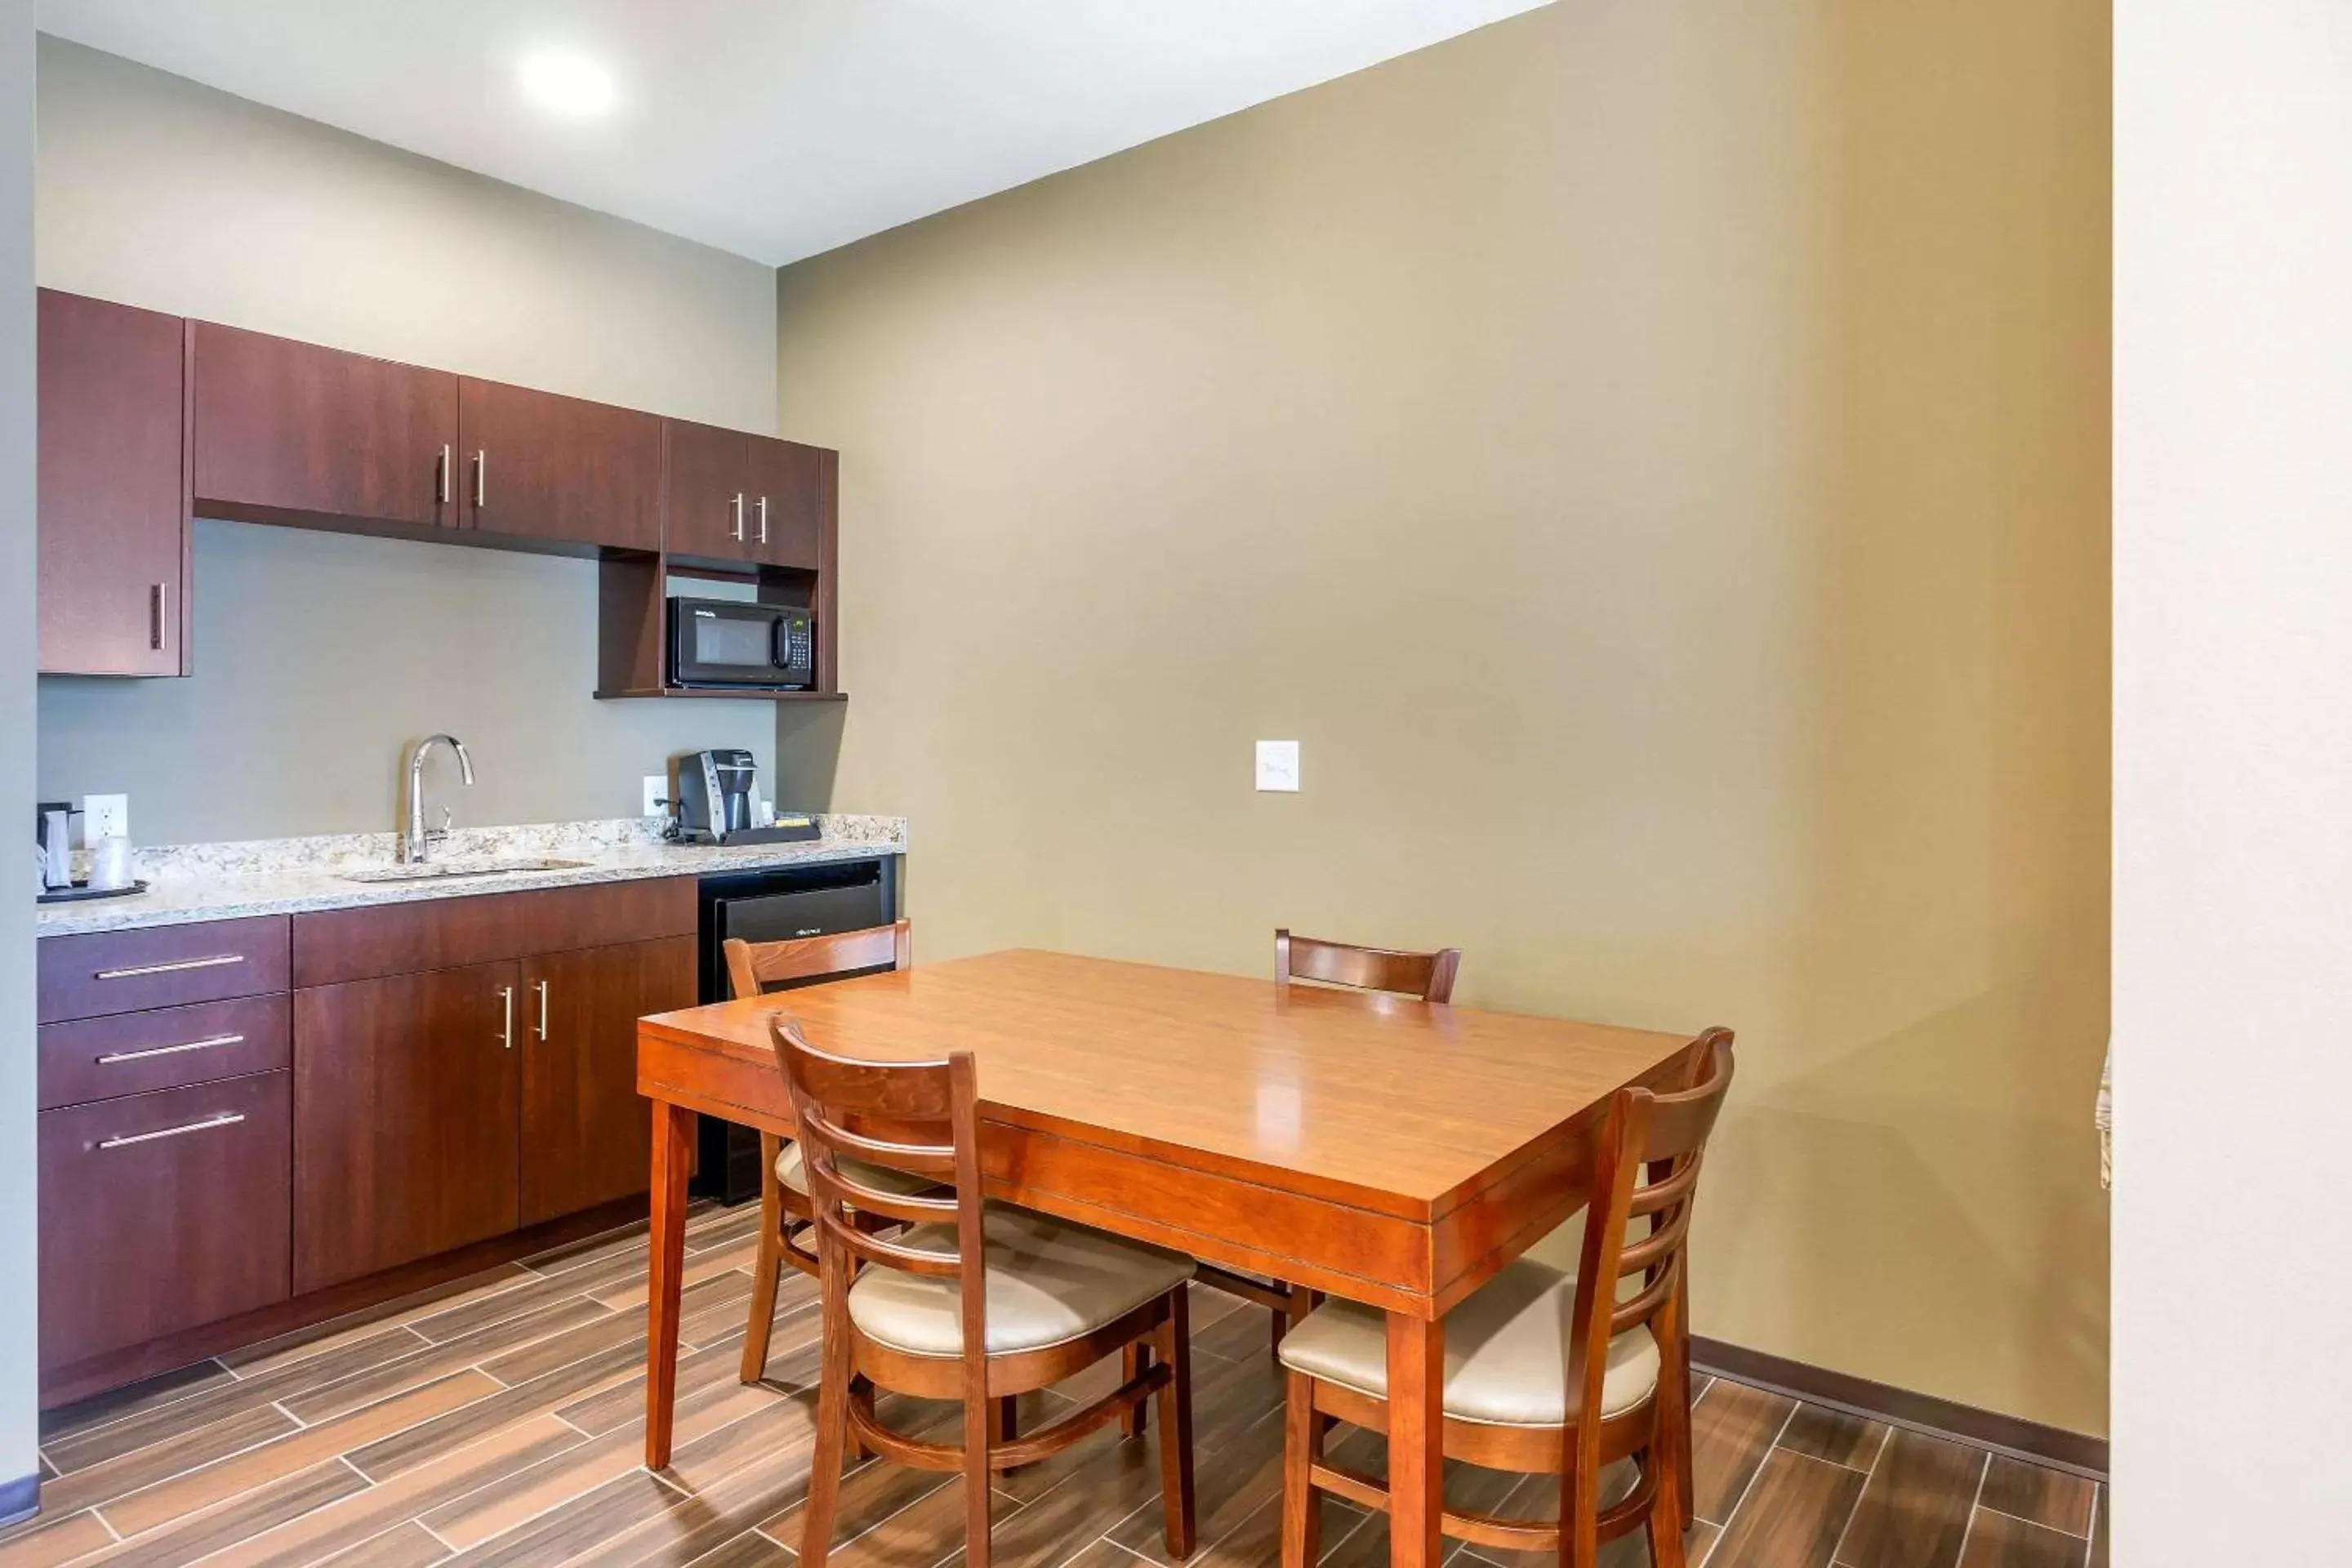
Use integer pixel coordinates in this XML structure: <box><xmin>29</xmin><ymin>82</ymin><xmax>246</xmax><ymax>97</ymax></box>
<box><xmin>1274</xmin><ymin>929</ymin><xmax>1462</xmax><ymax>1003</ymax></box>
<box><xmin>725</xmin><ymin>920</ymin><xmax>913</xmax><ymax>1000</ymax></box>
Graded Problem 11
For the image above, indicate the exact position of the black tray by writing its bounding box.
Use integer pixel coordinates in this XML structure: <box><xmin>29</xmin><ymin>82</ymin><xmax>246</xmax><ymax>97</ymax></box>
<box><xmin>37</xmin><ymin>880</ymin><xmax>149</xmax><ymax>906</ymax></box>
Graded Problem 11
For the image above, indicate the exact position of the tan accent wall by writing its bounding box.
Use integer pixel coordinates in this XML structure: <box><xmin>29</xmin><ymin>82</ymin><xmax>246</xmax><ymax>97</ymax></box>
<box><xmin>776</xmin><ymin>0</ymin><xmax>2111</xmax><ymax>1432</ymax></box>
<box><xmin>33</xmin><ymin>38</ymin><xmax>780</xmax><ymax>842</ymax></box>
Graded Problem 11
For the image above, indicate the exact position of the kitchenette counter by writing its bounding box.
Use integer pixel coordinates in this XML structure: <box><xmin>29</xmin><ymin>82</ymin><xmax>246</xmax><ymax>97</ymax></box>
<box><xmin>34</xmin><ymin>814</ymin><xmax>908</xmax><ymax>937</ymax></box>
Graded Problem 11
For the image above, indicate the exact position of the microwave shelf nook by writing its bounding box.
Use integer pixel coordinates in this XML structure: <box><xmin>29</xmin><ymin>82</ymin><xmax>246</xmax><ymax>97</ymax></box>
<box><xmin>594</xmin><ymin>550</ymin><xmax>844</xmax><ymax>702</ymax></box>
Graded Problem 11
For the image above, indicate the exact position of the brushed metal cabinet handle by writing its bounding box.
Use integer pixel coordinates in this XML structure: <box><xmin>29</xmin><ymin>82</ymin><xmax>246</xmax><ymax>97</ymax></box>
<box><xmin>756</xmin><ymin>495</ymin><xmax>768</xmax><ymax>546</ymax></box>
<box><xmin>533</xmin><ymin>979</ymin><xmax>550</xmax><ymax>1041</ymax></box>
<box><xmin>474</xmin><ymin>449</ymin><xmax>487</xmax><ymax>508</ymax></box>
<box><xmin>497</xmin><ymin>985</ymin><xmax>514</xmax><ymax>1049</ymax></box>
<box><xmin>99</xmin><ymin>1112</ymin><xmax>245</xmax><ymax>1150</ymax></box>
<box><xmin>95</xmin><ymin>954</ymin><xmax>245</xmax><ymax>981</ymax></box>
<box><xmin>731</xmin><ymin>493</ymin><xmax>746</xmax><ymax>541</ymax></box>
<box><xmin>437</xmin><ymin>443</ymin><xmax>452</xmax><ymax>505</ymax></box>
<box><xmin>96</xmin><ymin>1033</ymin><xmax>245</xmax><ymax>1066</ymax></box>
<box><xmin>150</xmin><ymin>583</ymin><xmax>167</xmax><ymax>652</ymax></box>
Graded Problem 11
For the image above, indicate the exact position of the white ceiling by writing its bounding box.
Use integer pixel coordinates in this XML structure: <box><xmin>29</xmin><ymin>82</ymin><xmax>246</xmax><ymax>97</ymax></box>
<box><xmin>36</xmin><ymin>1</ymin><xmax>1552</xmax><ymax>266</ymax></box>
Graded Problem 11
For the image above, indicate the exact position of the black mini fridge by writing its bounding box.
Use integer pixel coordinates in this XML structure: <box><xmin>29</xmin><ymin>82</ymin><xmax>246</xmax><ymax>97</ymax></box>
<box><xmin>693</xmin><ymin>856</ymin><xmax>901</xmax><ymax>1201</ymax></box>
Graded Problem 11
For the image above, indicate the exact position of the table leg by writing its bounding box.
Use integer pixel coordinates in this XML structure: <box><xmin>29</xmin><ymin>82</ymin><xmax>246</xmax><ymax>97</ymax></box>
<box><xmin>1386</xmin><ymin>1311</ymin><xmax>1444</xmax><ymax>1567</ymax></box>
<box><xmin>645</xmin><ymin>1099</ymin><xmax>696</xmax><ymax>1470</ymax></box>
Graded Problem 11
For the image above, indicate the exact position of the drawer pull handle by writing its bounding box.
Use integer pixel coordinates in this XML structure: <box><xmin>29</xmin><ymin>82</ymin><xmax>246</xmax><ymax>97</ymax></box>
<box><xmin>94</xmin><ymin>954</ymin><xmax>247</xmax><ymax>981</ymax></box>
<box><xmin>497</xmin><ymin>985</ymin><xmax>515</xmax><ymax>1049</ymax></box>
<box><xmin>534</xmin><ymin>979</ymin><xmax>550</xmax><ymax>1041</ymax></box>
<box><xmin>98</xmin><ymin>1112</ymin><xmax>246</xmax><ymax>1150</ymax></box>
<box><xmin>96</xmin><ymin>1033</ymin><xmax>245</xmax><ymax>1066</ymax></box>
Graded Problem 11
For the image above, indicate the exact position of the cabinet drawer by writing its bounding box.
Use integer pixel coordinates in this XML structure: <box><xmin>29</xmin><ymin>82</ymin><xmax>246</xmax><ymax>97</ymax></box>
<box><xmin>38</xmin><ymin>1070</ymin><xmax>292</xmax><ymax>1373</ymax></box>
<box><xmin>38</xmin><ymin>917</ymin><xmax>291</xmax><ymax>1023</ymax></box>
<box><xmin>292</xmin><ymin>877</ymin><xmax>695</xmax><ymax>987</ymax></box>
<box><xmin>38</xmin><ymin>993</ymin><xmax>292</xmax><ymax>1111</ymax></box>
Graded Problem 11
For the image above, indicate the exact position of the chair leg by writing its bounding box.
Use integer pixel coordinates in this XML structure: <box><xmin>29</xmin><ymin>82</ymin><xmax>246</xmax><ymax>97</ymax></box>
<box><xmin>962</xmin><ymin>1367</ymin><xmax>995</xmax><ymax>1568</ymax></box>
<box><xmin>1280</xmin><ymin>1371</ymin><xmax>1323</xmax><ymax>1568</ymax></box>
<box><xmin>848</xmin><ymin>1376</ymin><xmax>875</xmax><ymax>1463</ymax></box>
<box><xmin>1155</xmin><ymin>1290</ymin><xmax>1197</xmax><ymax>1559</ymax></box>
<box><xmin>800</xmin><ymin>1252</ymin><xmax>853</xmax><ymax>1568</ymax></box>
<box><xmin>1646</xmin><ymin>1443</ymin><xmax>1689</xmax><ymax>1568</ymax></box>
<box><xmin>996</xmin><ymin>1395</ymin><xmax>1018</xmax><ymax>1445</ymax></box>
<box><xmin>741</xmin><ymin>1135</ymin><xmax>788</xmax><ymax>1383</ymax></box>
<box><xmin>1272</xmin><ymin>1283</ymin><xmax>1313</xmax><ymax>1356</ymax></box>
<box><xmin>1121</xmin><ymin>1343</ymin><xmax>1151</xmax><ymax>1438</ymax></box>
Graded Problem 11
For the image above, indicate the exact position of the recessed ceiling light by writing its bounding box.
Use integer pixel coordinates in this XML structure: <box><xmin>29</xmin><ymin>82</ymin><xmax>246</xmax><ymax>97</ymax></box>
<box><xmin>519</xmin><ymin>51</ymin><xmax>617</xmax><ymax>118</ymax></box>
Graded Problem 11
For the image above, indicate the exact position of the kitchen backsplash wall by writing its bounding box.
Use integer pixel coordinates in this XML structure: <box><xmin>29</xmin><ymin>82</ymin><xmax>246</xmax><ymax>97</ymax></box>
<box><xmin>38</xmin><ymin>520</ymin><xmax>775</xmax><ymax>844</ymax></box>
<box><xmin>32</xmin><ymin>38</ymin><xmax>785</xmax><ymax>845</ymax></box>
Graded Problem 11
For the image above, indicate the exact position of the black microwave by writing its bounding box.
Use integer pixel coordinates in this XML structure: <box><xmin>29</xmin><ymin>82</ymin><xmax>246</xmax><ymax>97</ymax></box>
<box><xmin>668</xmin><ymin>597</ymin><xmax>816</xmax><ymax>688</ymax></box>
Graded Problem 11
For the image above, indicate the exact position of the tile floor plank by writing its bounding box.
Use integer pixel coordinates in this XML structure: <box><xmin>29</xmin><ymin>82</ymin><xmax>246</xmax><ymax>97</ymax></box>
<box><xmin>1956</xmin><ymin>1508</ymin><xmax>2091</xmax><ymax>1568</ymax></box>
<box><xmin>442</xmin><ymin>1470</ymin><xmax>689</xmax><ymax>1567</ymax></box>
<box><xmin>1778</xmin><ymin>1405</ymin><xmax>1890</xmax><ymax>1472</ymax></box>
<box><xmin>313</xmin><ymin>1521</ymin><xmax>452</xmax><ymax>1567</ymax></box>
<box><xmin>1690</xmin><ymin>1380</ymin><xmax>1797</xmax><ymax>1526</ymax></box>
<box><xmin>1833</xmin><ymin>1429</ymin><xmax>1985</xmax><ymax>1568</ymax></box>
<box><xmin>1976</xmin><ymin>1457</ymin><xmax>2095</xmax><ymax>1539</ymax></box>
<box><xmin>0</xmin><ymin>1508</ymin><xmax>117</xmax><ymax>1568</ymax></box>
<box><xmin>91</xmin><ymin>1459</ymin><xmax>372</xmax><ymax>1568</ymax></box>
<box><xmin>33</xmin><ymin>1402</ymin><xmax>304</xmax><ymax>1524</ymax></box>
<box><xmin>278</xmin><ymin>1298</ymin><xmax>612</xmax><ymax>1425</ymax></box>
<box><xmin>1706</xmin><ymin>1449</ymin><xmax>1867</xmax><ymax>1568</ymax></box>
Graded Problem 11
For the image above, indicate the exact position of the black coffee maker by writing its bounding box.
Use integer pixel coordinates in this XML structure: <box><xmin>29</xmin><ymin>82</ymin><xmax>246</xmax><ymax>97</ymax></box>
<box><xmin>670</xmin><ymin>749</ymin><xmax>758</xmax><ymax>843</ymax></box>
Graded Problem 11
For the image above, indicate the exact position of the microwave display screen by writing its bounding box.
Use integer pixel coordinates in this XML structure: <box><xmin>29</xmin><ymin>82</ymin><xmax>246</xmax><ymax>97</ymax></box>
<box><xmin>693</xmin><ymin>613</ymin><xmax>772</xmax><ymax>668</ymax></box>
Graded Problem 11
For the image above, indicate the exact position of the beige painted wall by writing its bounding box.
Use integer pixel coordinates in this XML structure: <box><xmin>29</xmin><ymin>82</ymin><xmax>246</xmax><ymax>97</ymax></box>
<box><xmin>777</xmin><ymin>0</ymin><xmax>2111</xmax><ymax>1432</ymax></box>
<box><xmin>35</xmin><ymin>38</ymin><xmax>782</xmax><ymax>844</ymax></box>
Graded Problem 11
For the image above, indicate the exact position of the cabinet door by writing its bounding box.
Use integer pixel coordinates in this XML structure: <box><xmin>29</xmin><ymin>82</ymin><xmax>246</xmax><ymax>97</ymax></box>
<box><xmin>38</xmin><ymin>291</ymin><xmax>189</xmax><ymax>676</ymax></box>
<box><xmin>459</xmin><ymin>378</ymin><xmax>663</xmax><ymax>550</ymax></box>
<box><xmin>292</xmin><ymin>961</ymin><xmax>520</xmax><ymax>1293</ymax></box>
<box><xmin>192</xmin><ymin>322</ymin><xmax>459</xmax><ymax>530</ymax></box>
<box><xmin>39</xmin><ymin>1070</ymin><xmax>291</xmax><ymax>1372</ymax></box>
<box><xmin>519</xmin><ymin>936</ymin><xmax>696</xmax><ymax>1226</ymax></box>
<box><xmin>662</xmin><ymin>418</ymin><xmax>751</xmax><ymax>562</ymax></box>
<box><xmin>746</xmin><ymin>435</ymin><xmax>830</xmax><ymax>569</ymax></box>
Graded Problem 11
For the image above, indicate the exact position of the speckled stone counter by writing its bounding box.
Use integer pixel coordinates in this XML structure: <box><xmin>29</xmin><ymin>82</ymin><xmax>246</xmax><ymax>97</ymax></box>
<box><xmin>34</xmin><ymin>815</ymin><xmax>907</xmax><ymax>937</ymax></box>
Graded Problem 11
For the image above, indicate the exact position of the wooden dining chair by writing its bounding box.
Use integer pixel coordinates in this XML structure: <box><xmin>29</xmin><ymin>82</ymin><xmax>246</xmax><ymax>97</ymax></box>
<box><xmin>1275</xmin><ymin>1033</ymin><xmax>1734</xmax><ymax>1568</ymax></box>
<box><xmin>1198</xmin><ymin>929</ymin><xmax>1467</xmax><ymax>1355</ymax></box>
<box><xmin>776</xmin><ymin>1016</ymin><xmax>1200</xmax><ymax>1568</ymax></box>
<box><xmin>725</xmin><ymin>920</ymin><xmax>918</xmax><ymax>1384</ymax></box>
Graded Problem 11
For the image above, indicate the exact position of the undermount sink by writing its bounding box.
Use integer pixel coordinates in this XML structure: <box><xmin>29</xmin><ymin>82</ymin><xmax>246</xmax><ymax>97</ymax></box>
<box><xmin>340</xmin><ymin>857</ymin><xmax>593</xmax><ymax>884</ymax></box>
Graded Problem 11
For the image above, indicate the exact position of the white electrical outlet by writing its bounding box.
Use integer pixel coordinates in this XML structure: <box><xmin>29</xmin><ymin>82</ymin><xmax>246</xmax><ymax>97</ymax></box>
<box><xmin>1254</xmin><ymin>741</ymin><xmax>1301</xmax><ymax>793</ymax></box>
<box><xmin>83</xmin><ymin>793</ymin><xmax>129</xmax><ymax>843</ymax></box>
<box><xmin>643</xmin><ymin>775</ymin><xmax>669</xmax><ymax>817</ymax></box>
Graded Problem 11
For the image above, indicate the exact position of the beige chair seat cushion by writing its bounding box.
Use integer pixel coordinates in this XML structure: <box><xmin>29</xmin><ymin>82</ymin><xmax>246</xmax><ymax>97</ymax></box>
<box><xmin>848</xmin><ymin>1207</ymin><xmax>1195</xmax><ymax>1359</ymax></box>
<box><xmin>777</xmin><ymin>1139</ymin><xmax>938</xmax><ymax>1201</ymax></box>
<box><xmin>1276</xmin><ymin>1258</ymin><xmax>1659</xmax><ymax>1427</ymax></box>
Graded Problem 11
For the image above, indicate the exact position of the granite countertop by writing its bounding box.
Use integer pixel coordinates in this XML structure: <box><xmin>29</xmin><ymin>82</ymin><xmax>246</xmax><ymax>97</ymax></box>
<box><xmin>34</xmin><ymin>815</ymin><xmax>907</xmax><ymax>937</ymax></box>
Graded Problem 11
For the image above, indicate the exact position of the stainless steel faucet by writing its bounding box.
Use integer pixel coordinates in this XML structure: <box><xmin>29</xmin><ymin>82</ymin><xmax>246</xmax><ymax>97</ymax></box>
<box><xmin>402</xmin><ymin>734</ymin><xmax>474</xmax><ymax>863</ymax></box>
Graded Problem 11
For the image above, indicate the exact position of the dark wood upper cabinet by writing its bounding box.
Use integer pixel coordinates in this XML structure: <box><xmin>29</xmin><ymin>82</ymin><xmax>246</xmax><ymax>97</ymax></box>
<box><xmin>519</xmin><ymin>935</ymin><xmax>695</xmax><ymax>1227</ymax></box>
<box><xmin>37</xmin><ymin>290</ymin><xmax>190</xmax><ymax>677</ymax></box>
<box><xmin>292</xmin><ymin>960</ymin><xmax>522</xmax><ymax>1294</ymax></box>
<box><xmin>458</xmin><ymin>377</ymin><xmax>663</xmax><ymax>550</ymax></box>
<box><xmin>663</xmin><ymin>417</ymin><xmax>753</xmax><ymax>562</ymax></box>
<box><xmin>746</xmin><ymin>436</ymin><xmax>829</xmax><ymax>569</ymax></box>
<box><xmin>192</xmin><ymin>322</ymin><xmax>459</xmax><ymax>531</ymax></box>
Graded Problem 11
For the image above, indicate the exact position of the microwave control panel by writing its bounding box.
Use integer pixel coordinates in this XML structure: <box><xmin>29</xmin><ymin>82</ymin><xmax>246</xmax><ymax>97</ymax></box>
<box><xmin>782</xmin><ymin>618</ymin><xmax>815</xmax><ymax>672</ymax></box>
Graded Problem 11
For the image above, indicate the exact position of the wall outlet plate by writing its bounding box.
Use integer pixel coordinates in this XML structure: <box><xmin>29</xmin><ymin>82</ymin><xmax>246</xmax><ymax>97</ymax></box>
<box><xmin>1255</xmin><ymin>740</ymin><xmax>1302</xmax><ymax>792</ymax></box>
<box><xmin>82</xmin><ymin>793</ymin><xmax>129</xmax><ymax>843</ymax></box>
<box><xmin>643</xmin><ymin>775</ymin><xmax>669</xmax><ymax>817</ymax></box>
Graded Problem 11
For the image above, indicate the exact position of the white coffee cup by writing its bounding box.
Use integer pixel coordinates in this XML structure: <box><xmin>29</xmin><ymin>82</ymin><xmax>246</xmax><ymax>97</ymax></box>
<box><xmin>89</xmin><ymin>835</ymin><xmax>135</xmax><ymax>892</ymax></box>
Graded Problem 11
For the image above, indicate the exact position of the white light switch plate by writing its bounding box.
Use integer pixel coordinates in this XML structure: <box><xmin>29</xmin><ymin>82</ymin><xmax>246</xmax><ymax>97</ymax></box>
<box><xmin>1255</xmin><ymin>740</ymin><xmax>1301</xmax><ymax>792</ymax></box>
<box><xmin>643</xmin><ymin>776</ymin><xmax>669</xmax><ymax>817</ymax></box>
<box><xmin>83</xmin><ymin>793</ymin><xmax>129</xmax><ymax>843</ymax></box>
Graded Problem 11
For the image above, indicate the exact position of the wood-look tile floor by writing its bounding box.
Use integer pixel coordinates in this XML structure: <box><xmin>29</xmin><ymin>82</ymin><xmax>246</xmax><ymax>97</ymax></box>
<box><xmin>1</xmin><ymin>1204</ymin><xmax>2109</xmax><ymax>1568</ymax></box>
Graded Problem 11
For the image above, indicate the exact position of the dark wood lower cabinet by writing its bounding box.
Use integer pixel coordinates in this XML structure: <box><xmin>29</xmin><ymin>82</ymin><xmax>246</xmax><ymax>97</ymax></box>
<box><xmin>519</xmin><ymin>936</ymin><xmax>696</xmax><ymax>1226</ymax></box>
<box><xmin>38</xmin><ymin>1070</ymin><xmax>292</xmax><ymax>1372</ymax></box>
<box><xmin>292</xmin><ymin>961</ymin><xmax>523</xmax><ymax>1294</ymax></box>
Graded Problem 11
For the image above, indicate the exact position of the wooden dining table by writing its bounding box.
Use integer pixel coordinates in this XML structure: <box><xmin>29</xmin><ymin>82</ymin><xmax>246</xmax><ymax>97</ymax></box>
<box><xmin>635</xmin><ymin>948</ymin><xmax>1711</xmax><ymax>1568</ymax></box>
